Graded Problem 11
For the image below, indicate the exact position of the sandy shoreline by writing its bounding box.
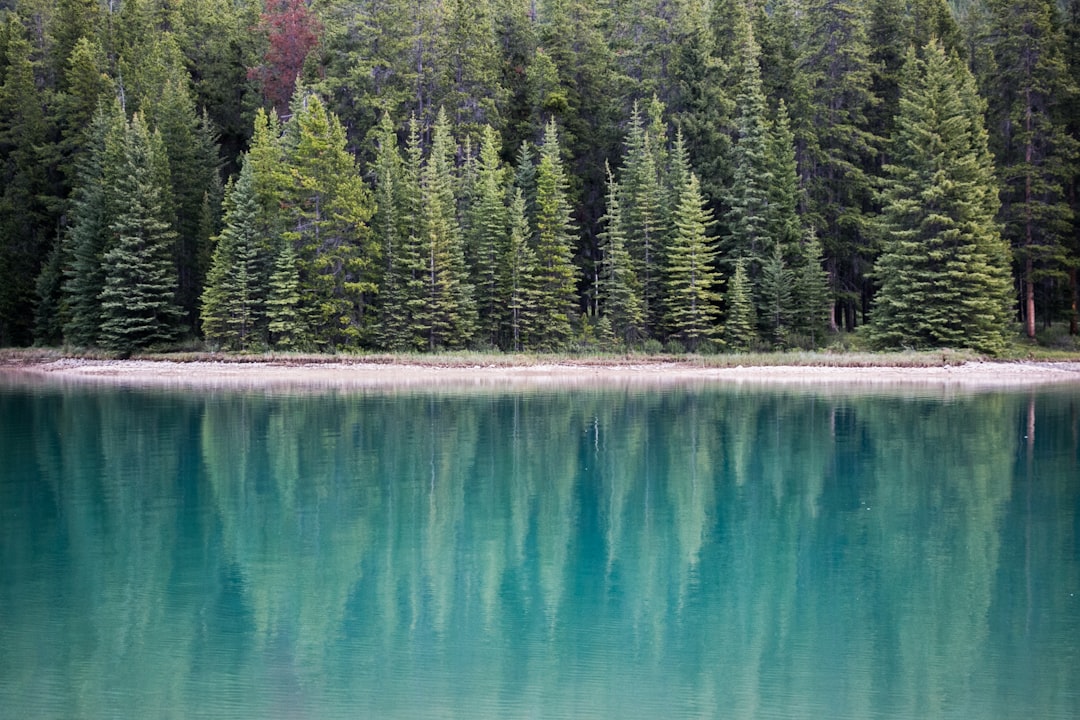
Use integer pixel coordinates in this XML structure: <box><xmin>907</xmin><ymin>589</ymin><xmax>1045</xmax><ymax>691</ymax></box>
<box><xmin>3</xmin><ymin>356</ymin><xmax>1080</xmax><ymax>391</ymax></box>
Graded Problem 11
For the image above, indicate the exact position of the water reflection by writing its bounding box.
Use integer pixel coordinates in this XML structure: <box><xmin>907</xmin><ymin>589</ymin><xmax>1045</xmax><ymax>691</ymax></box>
<box><xmin>1</xmin><ymin>382</ymin><xmax>1078</xmax><ymax>719</ymax></box>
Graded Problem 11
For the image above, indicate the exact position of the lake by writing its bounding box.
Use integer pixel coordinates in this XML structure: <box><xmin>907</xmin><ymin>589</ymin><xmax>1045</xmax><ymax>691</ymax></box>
<box><xmin>1</xmin><ymin>377</ymin><xmax>1078</xmax><ymax>719</ymax></box>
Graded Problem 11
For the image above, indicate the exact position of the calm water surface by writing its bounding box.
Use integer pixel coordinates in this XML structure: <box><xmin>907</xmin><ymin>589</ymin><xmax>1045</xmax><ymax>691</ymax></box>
<box><xmin>1</xmin><ymin>377</ymin><xmax>1078</xmax><ymax>719</ymax></box>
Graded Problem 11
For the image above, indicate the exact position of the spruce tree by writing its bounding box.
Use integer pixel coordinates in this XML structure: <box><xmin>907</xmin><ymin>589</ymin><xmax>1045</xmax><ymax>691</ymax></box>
<box><xmin>0</xmin><ymin>26</ymin><xmax>57</xmax><ymax>346</ymax></box>
<box><xmin>985</xmin><ymin>0</ymin><xmax>1078</xmax><ymax>337</ymax></box>
<box><xmin>503</xmin><ymin>188</ymin><xmax>540</xmax><ymax>351</ymax></box>
<box><xmin>471</xmin><ymin>125</ymin><xmax>510</xmax><ymax>347</ymax></box>
<box><xmin>283</xmin><ymin>93</ymin><xmax>375</xmax><ymax>348</ymax></box>
<box><xmin>533</xmin><ymin>117</ymin><xmax>579</xmax><ymax>349</ymax></box>
<box><xmin>201</xmin><ymin>160</ymin><xmax>263</xmax><ymax>350</ymax></box>
<box><xmin>725</xmin><ymin>19</ymin><xmax>773</xmax><ymax>269</ymax></box>
<box><xmin>62</xmin><ymin>100</ymin><xmax>126</xmax><ymax>348</ymax></box>
<box><xmin>793</xmin><ymin>230</ymin><xmax>832</xmax><ymax>347</ymax></box>
<box><xmin>664</xmin><ymin>173</ymin><xmax>720</xmax><ymax>351</ymax></box>
<box><xmin>417</xmin><ymin>107</ymin><xmax>476</xmax><ymax>350</ymax></box>
<box><xmin>598</xmin><ymin>163</ymin><xmax>644</xmax><ymax>345</ymax></box>
<box><xmin>266</xmin><ymin>239</ymin><xmax>306</xmax><ymax>350</ymax></box>
<box><xmin>871</xmin><ymin>43</ymin><xmax>1013</xmax><ymax>354</ymax></box>
<box><xmin>724</xmin><ymin>258</ymin><xmax>758</xmax><ymax>350</ymax></box>
<box><xmin>619</xmin><ymin>101</ymin><xmax>666</xmax><ymax>335</ymax></box>
<box><xmin>97</xmin><ymin>113</ymin><xmax>182</xmax><ymax>354</ymax></box>
<box><xmin>797</xmin><ymin>0</ymin><xmax>881</xmax><ymax>330</ymax></box>
<box><xmin>372</xmin><ymin>112</ymin><xmax>412</xmax><ymax>351</ymax></box>
<box><xmin>760</xmin><ymin>243</ymin><xmax>794</xmax><ymax>346</ymax></box>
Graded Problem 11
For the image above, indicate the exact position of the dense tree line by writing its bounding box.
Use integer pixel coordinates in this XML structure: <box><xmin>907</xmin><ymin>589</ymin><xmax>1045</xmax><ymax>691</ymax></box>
<box><xmin>0</xmin><ymin>0</ymin><xmax>1077</xmax><ymax>353</ymax></box>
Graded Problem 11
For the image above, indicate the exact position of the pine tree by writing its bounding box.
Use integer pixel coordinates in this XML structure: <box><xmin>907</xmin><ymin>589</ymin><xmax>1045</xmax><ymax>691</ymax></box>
<box><xmin>670</xmin><ymin>9</ymin><xmax>734</xmax><ymax>213</ymax></box>
<box><xmin>145</xmin><ymin>72</ymin><xmax>222</xmax><ymax>332</ymax></box>
<box><xmin>417</xmin><ymin>107</ymin><xmax>476</xmax><ymax>349</ymax></box>
<box><xmin>372</xmin><ymin>112</ymin><xmax>411</xmax><ymax>350</ymax></box>
<box><xmin>201</xmin><ymin>160</ymin><xmax>264</xmax><ymax>350</ymax></box>
<box><xmin>725</xmin><ymin>19</ymin><xmax>773</xmax><ymax>281</ymax></box>
<box><xmin>503</xmin><ymin>187</ymin><xmax>540</xmax><ymax>351</ymax></box>
<box><xmin>34</xmin><ymin>240</ymin><xmax>65</xmax><ymax>346</ymax></box>
<box><xmin>760</xmin><ymin>242</ymin><xmax>794</xmax><ymax>346</ymax></box>
<box><xmin>797</xmin><ymin>0</ymin><xmax>881</xmax><ymax>331</ymax></box>
<box><xmin>533</xmin><ymin>117</ymin><xmax>579</xmax><ymax>349</ymax></box>
<box><xmin>664</xmin><ymin>173</ymin><xmax>720</xmax><ymax>350</ymax></box>
<box><xmin>619</xmin><ymin>101</ymin><xmax>666</xmax><ymax>334</ymax></box>
<box><xmin>793</xmin><ymin>229</ymin><xmax>832</xmax><ymax>347</ymax></box>
<box><xmin>471</xmin><ymin>125</ymin><xmax>510</xmax><ymax>346</ymax></box>
<box><xmin>985</xmin><ymin>0</ymin><xmax>1078</xmax><ymax>337</ymax></box>
<box><xmin>724</xmin><ymin>258</ymin><xmax>758</xmax><ymax>350</ymax></box>
<box><xmin>765</xmin><ymin>101</ymin><xmax>803</xmax><ymax>252</ymax></box>
<box><xmin>97</xmin><ymin>113</ymin><xmax>182</xmax><ymax>354</ymax></box>
<box><xmin>598</xmin><ymin>162</ymin><xmax>644</xmax><ymax>345</ymax></box>
<box><xmin>871</xmin><ymin>43</ymin><xmax>1013</xmax><ymax>354</ymax></box>
<box><xmin>283</xmin><ymin>93</ymin><xmax>375</xmax><ymax>348</ymax></box>
<box><xmin>0</xmin><ymin>25</ymin><xmax>57</xmax><ymax>346</ymax></box>
<box><xmin>62</xmin><ymin>100</ymin><xmax>126</xmax><ymax>348</ymax></box>
<box><xmin>266</xmin><ymin>239</ymin><xmax>306</xmax><ymax>350</ymax></box>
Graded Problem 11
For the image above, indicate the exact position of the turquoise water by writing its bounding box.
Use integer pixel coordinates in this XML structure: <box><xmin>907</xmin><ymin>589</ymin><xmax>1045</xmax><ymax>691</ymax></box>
<box><xmin>1</xmin><ymin>377</ymin><xmax>1078</xmax><ymax>719</ymax></box>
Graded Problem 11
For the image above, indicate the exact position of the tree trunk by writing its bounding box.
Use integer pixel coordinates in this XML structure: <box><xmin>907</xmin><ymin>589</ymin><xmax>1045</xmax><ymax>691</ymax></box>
<box><xmin>1025</xmin><ymin>257</ymin><xmax>1036</xmax><ymax>339</ymax></box>
<box><xmin>1070</xmin><ymin>267</ymin><xmax>1078</xmax><ymax>336</ymax></box>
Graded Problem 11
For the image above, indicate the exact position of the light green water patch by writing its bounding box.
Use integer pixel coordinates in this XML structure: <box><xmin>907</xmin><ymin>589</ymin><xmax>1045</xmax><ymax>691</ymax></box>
<box><xmin>1</xmin><ymin>382</ymin><xmax>1078</xmax><ymax>719</ymax></box>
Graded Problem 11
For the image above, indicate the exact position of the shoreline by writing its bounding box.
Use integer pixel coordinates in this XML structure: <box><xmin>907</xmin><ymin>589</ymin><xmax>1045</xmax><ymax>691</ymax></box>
<box><xmin>3</xmin><ymin>355</ymin><xmax>1080</xmax><ymax>390</ymax></box>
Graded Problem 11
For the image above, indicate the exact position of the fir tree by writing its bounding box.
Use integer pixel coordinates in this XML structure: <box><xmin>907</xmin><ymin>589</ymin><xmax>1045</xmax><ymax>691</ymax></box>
<box><xmin>266</xmin><ymin>239</ymin><xmax>306</xmax><ymax>350</ymax></box>
<box><xmin>283</xmin><ymin>93</ymin><xmax>375</xmax><ymax>348</ymax></box>
<box><xmin>34</xmin><ymin>240</ymin><xmax>65</xmax><ymax>346</ymax></box>
<box><xmin>725</xmin><ymin>18</ymin><xmax>773</xmax><ymax>268</ymax></box>
<box><xmin>97</xmin><ymin>113</ymin><xmax>182</xmax><ymax>354</ymax></box>
<box><xmin>664</xmin><ymin>173</ymin><xmax>720</xmax><ymax>350</ymax></box>
<box><xmin>417</xmin><ymin>107</ymin><xmax>476</xmax><ymax>349</ymax></box>
<box><xmin>797</xmin><ymin>0</ymin><xmax>881</xmax><ymax>331</ymax></box>
<box><xmin>0</xmin><ymin>25</ymin><xmax>58</xmax><ymax>346</ymax></box>
<box><xmin>985</xmin><ymin>0</ymin><xmax>1078</xmax><ymax>337</ymax></box>
<box><xmin>533</xmin><ymin>117</ymin><xmax>579</xmax><ymax>349</ymax></box>
<box><xmin>871</xmin><ymin>43</ymin><xmax>1013</xmax><ymax>354</ymax></box>
<box><xmin>201</xmin><ymin>160</ymin><xmax>263</xmax><ymax>350</ymax></box>
<box><xmin>471</xmin><ymin>125</ymin><xmax>510</xmax><ymax>346</ymax></box>
<box><xmin>760</xmin><ymin>242</ymin><xmax>794</xmax><ymax>346</ymax></box>
<box><xmin>619</xmin><ymin>101</ymin><xmax>667</xmax><ymax>334</ymax></box>
<box><xmin>62</xmin><ymin>100</ymin><xmax>126</xmax><ymax>348</ymax></box>
<box><xmin>793</xmin><ymin>230</ymin><xmax>832</xmax><ymax>347</ymax></box>
<box><xmin>372</xmin><ymin>112</ymin><xmax>412</xmax><ymax>351</ymax></box>
<box><xmin>598</xmin><ymin>162</ymin><xmax>644</xmax><ymax>345</ymax></box>
<box><xmin>503</xmin><ymin>187</ymin><xmax>540</xmax><ymax>351</ymax></box>
<box><xmin>724</xmin><ymin>258</ymin><xmax>758</xmax><ymax>350</ymax></box>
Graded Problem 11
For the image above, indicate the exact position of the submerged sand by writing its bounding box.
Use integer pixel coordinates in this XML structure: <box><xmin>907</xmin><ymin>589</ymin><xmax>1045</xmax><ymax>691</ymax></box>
<box><xmin>3</xmin><ymin>356</ymin><xmax>1080</xmax><ymax>391</ymax></box>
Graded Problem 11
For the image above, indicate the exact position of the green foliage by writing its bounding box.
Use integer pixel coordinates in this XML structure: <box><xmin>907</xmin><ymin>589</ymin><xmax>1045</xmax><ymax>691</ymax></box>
<box><xmin>266</xmin><ymin>239</ymin><xmax>306</xmax><ymax>350</ymax></box>
<box><xmin>502</xmin><ymin>187</ymin><xmax>540</xmax><ymax>351</ymax></box>
<box><xmin>760</xmin><ymin>243</ymin><xmax>794</xmax><ymax>346</ymax></box>
<box><xmin>664</xmin><ymin>173</ymin><xmax>720</xmax><ymax>350</ymax></box>
<box><xmin>62</xmin><ymin>101</ymin><xmax>125</xmax><ymax>348</ymax></box>
<box><xmin>97</xmin><ymin>113</ymin><xmax>183</xmax><ymax>355</ymax></box>
<box><xmin>598</xmin><ymin>162</ymin><xmax>644</xmax><ymax>344</ymax></box>
<box><xmin>282</xmin><ymin>93</ymin><xmax>375</xmax><ymax>348</ymax></box>
<box><xmin>533</xmin><ymin>118</ymin><xmax>578</xmax><ymax>349</ymax></box>
<box><xmin>793</xmin><ymin>230</ymin><xmax>833</xmax><ymax>348</ymax></box>
<box><xmin>201</xmin><ymin>160</ymin><xmax>263</xmax><ymax>350</ymax></box>
<box><xmin>416</xmin><ymin>108</ymin><xmax>476</xmax><ymax>349</ymax></box>
<box><xmin>984</xmin><ymin>0</ymin><xmax>1079</xmax><ymax>336</ymax></box>
<box><xmin>724</xmin><ymin>259</ymin><xmax>758</xmax><ymax>351</ymax></box>
<box><xmin>871</xmin><ymin>43</ymin><xmax>1013</xmax><ymax>354</ymax></box>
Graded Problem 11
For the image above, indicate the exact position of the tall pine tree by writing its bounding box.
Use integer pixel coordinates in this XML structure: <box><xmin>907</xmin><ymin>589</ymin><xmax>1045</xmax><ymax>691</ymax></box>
<box><xmin>871</xmin><ymin>43</ymin><xmax>1013</xmax><ymax>354</ymax></box>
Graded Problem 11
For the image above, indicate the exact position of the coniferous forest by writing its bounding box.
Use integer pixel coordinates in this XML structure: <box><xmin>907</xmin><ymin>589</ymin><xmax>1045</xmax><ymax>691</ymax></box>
<box><xmin>1</xmin><ymin>0</ymin><xmax>1078</xmax><ymax>355</ymax></box>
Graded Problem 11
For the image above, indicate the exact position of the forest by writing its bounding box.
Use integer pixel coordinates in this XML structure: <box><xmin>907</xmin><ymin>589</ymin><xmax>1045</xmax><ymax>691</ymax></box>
<box><xmin>0</xmin><ymin>0</ymin><xmax>1077</xmax><ymax>355</ymax></box>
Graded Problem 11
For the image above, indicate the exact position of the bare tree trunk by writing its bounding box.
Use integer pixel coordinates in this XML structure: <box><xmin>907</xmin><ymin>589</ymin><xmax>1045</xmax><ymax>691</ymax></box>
<box><xmin>1025</xmin><ymin>258</ymin><xmax>1036</xmax><ymax>339</ymax></box>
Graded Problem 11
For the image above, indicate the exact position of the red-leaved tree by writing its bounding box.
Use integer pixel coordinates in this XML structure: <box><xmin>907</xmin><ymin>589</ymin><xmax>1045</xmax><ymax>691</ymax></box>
<box><xmin>249</xmin><ymin>0</ymin><xmax>322</xmax><ymax>115</ymax></box>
